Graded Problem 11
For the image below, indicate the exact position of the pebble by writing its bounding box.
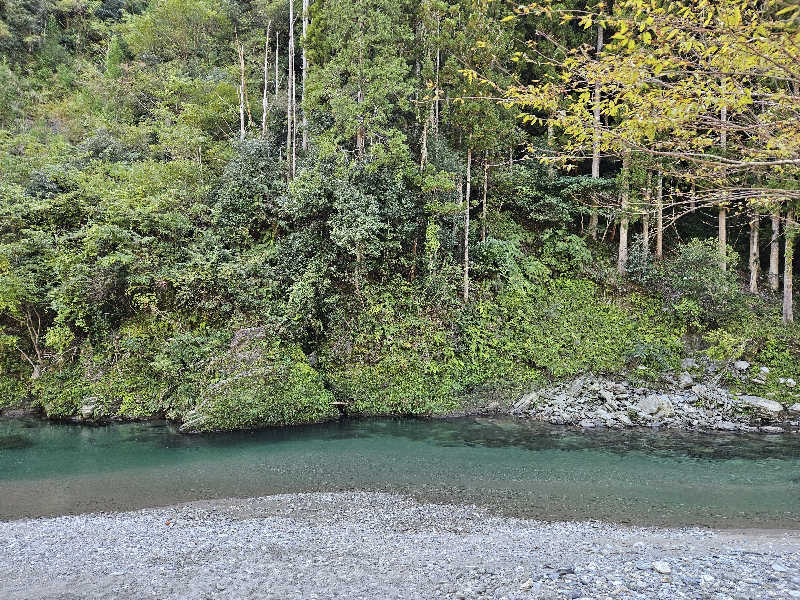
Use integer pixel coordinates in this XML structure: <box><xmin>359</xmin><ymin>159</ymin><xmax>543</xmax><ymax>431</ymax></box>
<box><xmin>652</xmin><ymin>561</ymin><xmax>672</xmax><ymax>574</ymax></box>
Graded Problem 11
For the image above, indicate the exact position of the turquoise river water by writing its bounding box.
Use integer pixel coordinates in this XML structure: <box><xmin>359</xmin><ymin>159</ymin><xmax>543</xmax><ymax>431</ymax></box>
<box><xmin>1</xmin><ymin>417</ymin><xmax>798</xmax><ymax>527</ymax></box>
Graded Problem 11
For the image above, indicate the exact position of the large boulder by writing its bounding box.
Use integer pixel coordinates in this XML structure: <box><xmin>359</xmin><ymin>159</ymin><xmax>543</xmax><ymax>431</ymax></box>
<box><xmin>635</xmin><ymin>394</ymin><xmax>674</xmax><ymax>418</ymax></box>
<box><xmin>511</xmin><ymin>392</ymin><xmax>537</xmax><ymax>414</ymax></box>
<box><xmin>736</xmin><ymin>395</ymin><xmax>783</xmax><ymax>416</ymax></box>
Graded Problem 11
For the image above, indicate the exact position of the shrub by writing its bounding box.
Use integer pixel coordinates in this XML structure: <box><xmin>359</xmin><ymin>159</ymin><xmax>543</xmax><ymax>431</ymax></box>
<box><xmin>649</xmin><ymin>238</ymin><xmax>746</xmax><ymax>328</ymax></box>
<box><xmin>181</xmin><ymin>334</ymin><xmax>336</xmax><ymax>431</ymax></box>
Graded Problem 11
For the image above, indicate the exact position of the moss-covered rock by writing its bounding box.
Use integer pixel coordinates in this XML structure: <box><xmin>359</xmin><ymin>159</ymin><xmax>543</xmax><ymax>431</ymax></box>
<box><xmin>180</xmin><ymin>333</ymin><xmax>337</xmax><ymax>431</ymax></box>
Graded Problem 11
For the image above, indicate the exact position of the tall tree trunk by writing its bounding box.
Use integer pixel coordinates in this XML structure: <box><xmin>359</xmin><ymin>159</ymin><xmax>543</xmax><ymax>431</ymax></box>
<box><xmin>656</xmin><ymin>169</ymin><xmax>663</xmax><ymax>259</ymax></box>
<box><xmin>617</xmin><ymin>151</ymin><xmax>630</xmax><ymax>275</ymax></box>
<box><xmin>464</xmin><ymin>149</ymin><xmax>472</xmax><ymax>302</ymax></box>
<box><xmin>301</xmin><ymin>0</ymin><xmax>309</xmax><ymax>151</ymax></box>
<box><xmin>481</xmin><ymin>153</ymin><xmax>488</xmax><ymax>242</ymax></box>
<box><xmin>420</xmin><ymin>117</ymin><xmax>428</xmax><ymax>170</ymax></box>
<box><xmin>292</xmin><ymin>72</ymin><xmax>297</xmax><ymax>172</ymax></box>
<box><xmin>262</xmin><ymin>22</ymin><xmax>272</xmax><ymax>138</ymax></box>
<box><xmin>453</xmin><ymin>173</ymin><xmax>462</xmax><ymax>258</ymax></box>
<box><xmin>287</xmin><ymin>0</ymin><xmax>295</xmax><ymax>179</ymax></box>
<box><xmin>784</xmin><ymin>209</ymin><xmax>795</xmax><ymax>324</ymax></box>
<box><xmin>718</xmin><ymin>207</ymin><xmax>727</xmax><ymax>270</ymax></box>
<box><xmin>770</xmin><ymin>209</ymin><xmax>781</xmax><ymax>291</ymax></box>
<box><xmin>588</xmin><ymin>24</ymin><xmax>604</xmax><ymax>240</ymax></box>
<box><xmin>749</xmin><ymin>210</ymin><xmax>760</xmax><ymax>293</ymax></box>
<box><xmin>275</xmin><ymin>31</ymin><xmax>279</xmax><ymax>96</ymax></box>
<box><xmin>642</xmin><ymin>170</ymin><xmax>652</xmax><ymax>256</ymax></box>
<box><xmin>238</xmin><ymin>85</ymin><xmax>246</xmax><ymax>142</ymax></box>
<box><xmin>546</xmin><ymin>121</ymin><xmax>555</xmax><ymax>177</ymax></box>
<box><xmin>237</xmin><ymin>39</ymin><xmax>246</xmax><ymax>141</ymax></box>
<box><xmin>719</xmin><ymin>105</ymin><xmax>728</xmax><ymax>270</ymax></box>
<box><xmin>434</xmin><ymin>11</ymin><xmax>440</xmax><ymax>136</ymax></box>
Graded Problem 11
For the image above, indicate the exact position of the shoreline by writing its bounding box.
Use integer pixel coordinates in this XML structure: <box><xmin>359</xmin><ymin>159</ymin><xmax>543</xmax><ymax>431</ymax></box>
<box><xmin>2</xmin><ymin>492</ymin><xmax>799</xmax><ymax>600</ymax></box>
<box><xmin>4</xmin><ymin>369</ymin><xmax>800</xmax><ymax>434</ymax></box>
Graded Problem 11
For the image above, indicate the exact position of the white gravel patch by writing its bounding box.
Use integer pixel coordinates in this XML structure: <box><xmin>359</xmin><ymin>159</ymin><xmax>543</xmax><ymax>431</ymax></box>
<box><xmin>1</xmin><ymin>492</ymin><xmax>798</xmax><ymax>600</ymax></box>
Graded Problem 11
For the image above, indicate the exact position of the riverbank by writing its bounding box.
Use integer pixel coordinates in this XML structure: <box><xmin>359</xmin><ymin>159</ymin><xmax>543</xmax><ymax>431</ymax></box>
<box><xmin>472</xmin><ymin>371</ymin><xmax>800</xmax><ymax>433</ymax></box>
<box><xmin>1</xmin><ymin>492</ymin><xmax>798</xmax><ymax>600</ymax></box>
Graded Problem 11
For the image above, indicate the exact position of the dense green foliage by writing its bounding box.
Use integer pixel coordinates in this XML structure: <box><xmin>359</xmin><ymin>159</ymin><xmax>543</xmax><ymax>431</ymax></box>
<box><xmin>1</xmin><ymin>0</ymin><xmax>798</xmax><ymax>429</ymax></box>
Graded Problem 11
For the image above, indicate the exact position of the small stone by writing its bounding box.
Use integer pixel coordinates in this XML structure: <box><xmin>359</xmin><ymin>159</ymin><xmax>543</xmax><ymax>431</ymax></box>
<box><xmin>733</xmin><ymin>360</ymin><xmax>751</xmax><ymax>371</ymax></box>
<box><xmin>616</xmin><ymin>413</ymin><xmax>633</xmax><ymax>427</ymax></box>
<box><xmin>788</xmin><ymin>403</ymin><xmax>800</xmax><ymax>414</ymax></box>
<box><xmin>681</xmin><ymin>358</ymin><xmax>698</xmax><ymax>370</ymax></box>
<box><xmin>578</xmin><ymin>419</ymin><xmax>596</xmax><ymax>428</ymax></box>
<box><xmin>760</xmin><ymin>366</ymin><xmax>770</xmax><ymax>375</ymax></box>
<box><xmin>678</xmin><ymin>372</ymin><xmax>694</xmax><ymax>388</ymax></box>
<box><xmin>519</xmin><ymin>578</ymin><xmax>534</xmax><ymax>590</ymax></box>
<box><xmin>652</xmin><ymin>561</ymin><xmax>671</xmax><ymax>574</ymax></box>
<box><xmin>787</xmin><ymin>378</ymin><xmax>797</xmax><ymax>388</ymax></box>
<box><xmin>716</xmin><ymin>421</ymin><xmax>738</xmax><ymax>431</ymax></box>
<box><xmin>759</xmin><ymin>426</ymin><xmax>784</xmax><ymax>434</ymax></box>
<box><xmin>771</xmin><ymin>562</ymin><xmax>789</xmax><ymax>573</ymax></box>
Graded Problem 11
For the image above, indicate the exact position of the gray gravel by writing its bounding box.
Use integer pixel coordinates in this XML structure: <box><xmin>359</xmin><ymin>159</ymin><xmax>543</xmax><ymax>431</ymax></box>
<box><xmin>1</xmin><ymin>492</ymin><xmax>799</xmax><ymax>600</ymax></box>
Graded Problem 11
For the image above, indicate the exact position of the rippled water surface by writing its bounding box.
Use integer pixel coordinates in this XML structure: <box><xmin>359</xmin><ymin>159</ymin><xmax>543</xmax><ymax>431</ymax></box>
<box><xmin>1</xmin><ymin>417</ymin><xmax>798</xmax><ymax>527</ymax></box>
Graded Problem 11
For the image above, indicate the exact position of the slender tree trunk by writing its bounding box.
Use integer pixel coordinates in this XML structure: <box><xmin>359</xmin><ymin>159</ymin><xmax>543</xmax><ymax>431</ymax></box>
<box><xmin>420</xmin><ymin>118</ymin><xmax>428</xmax><ymax>170</ymax></box>
<box><xmin>275</xmin><ymin>31</ymin><xmax>279</xmax><ymax>96</ymax></box>
<box><xmin>718</xmin><ymin>207</ymin><xmax>727</xmax><ymax>269</ymax></box>
<box><xmin>642</xmin><ymin>170</ymin><xmax>652</xmax><ymax>256</ymax></box>
<box><xmin>464</xmin><ymin>148</ymin><xmax>472</xmax><ymax>302</ymax></box>
<box><xmin>770</xmin><ymin>209</ymin><xmax>781</xmax><ymax>291</ymax></box>
<box><xmin>784</xmin><ymin>209</ymin><xmax>795</xmax><ymax>324</ymax></box>
<box><xmin>301</xmin><ymin>0</ymin><xmax>309</xmax><ymax>151</ymax></box>
<box><xmin>454</xmin><ymin>173</ymin><xmax>462</xmax><ymax>257</ymax></box>
<box><xmin>617</xmin><ymin>151</ymin><xmax>630</xmax><ymax>275</ymax></box>
<box><xmin>588</xmin><ymin>24</ymin><xmax>604</xmax><ymax>240</ymax></box>
<box><xmin>656</xmin><ymin>169</ymin><xmax>664</xmax><ymax>259</ymax></box>
<box><xmin>238</xmin><ymin>85</ymin><xmax>246</xmax><ymax>141</ymax></box>
<box><xmin>689</xmin><ymin>181</ymin><xmax>696</xmax><ymax>212</ymax></box>
<box><xmin>719</xmin><ymin>105</ymin><xmax>728</xmax><ymax>270</ymax></box>
<box><xmin>262</xmin><ymin>22</ymin><xmax>272</xmax><ymax>138</ymax></box>
<box><xmin>287</xmin><ymin>0</ymin><xmax>295</xmax><ymax>179</ymax></box>
<box><xmin>292</xmin><ymin>72</ymin><xmax>297</xmax><ymax>172</ymax></box>
<box><xmin>749</xmin><ymin>210</ymin><xmax>760</xmax><ymax>293</ymax></box>
<box><xmin>546</xmin><ymin>121</ymin><xmax>555</xmax><ymax>177</ymax></box>
<box><xmin>237</xmin><ymin>39</ymin><xmax>246</xmax><ymax>141</ymax></box>
<box><xmin>481</xmin><ymin>153</ymin><xmax>488</xmax><ymax>242</ymax></box>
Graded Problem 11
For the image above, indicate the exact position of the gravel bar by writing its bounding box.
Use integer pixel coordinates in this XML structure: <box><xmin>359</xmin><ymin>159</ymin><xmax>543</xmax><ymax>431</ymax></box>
<box><xmin>1</xmin><ymin>492</ymin><xmax>799</xmax><ymax>599</ymax></box>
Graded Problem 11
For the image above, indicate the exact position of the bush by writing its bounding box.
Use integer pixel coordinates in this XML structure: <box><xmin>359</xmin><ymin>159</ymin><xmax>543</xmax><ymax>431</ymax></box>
<box><xmin>321</xmin><ymin>282</ymin><xmax>462</xmax><ymax>416</ymax></box>
<box><xmin>646</xmin><ymin>239</ymin><xmax>746</xmax><ymax>328</ymax></box>
<box><xmin>181</xmin><ymin>334</ymin><xmax>336</xmax><ymax>431</ymax></box>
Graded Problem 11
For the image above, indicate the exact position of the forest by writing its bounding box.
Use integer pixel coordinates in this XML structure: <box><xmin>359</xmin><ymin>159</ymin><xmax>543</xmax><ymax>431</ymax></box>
<box><xmin>1</xmin><ymin>0</ymin><xmax>799</xmax><ymax>430</ymax></box>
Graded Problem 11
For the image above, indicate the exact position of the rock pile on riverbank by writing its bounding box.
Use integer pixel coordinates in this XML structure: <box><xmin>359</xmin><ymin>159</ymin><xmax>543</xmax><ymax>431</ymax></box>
<box><xmin>507</xmin><ymin>365</ymin><xmax>800</xmax><ymax>432</ymax></box>
<box><xmin>1</xmin><ymin>492</ymin><xmax>798</xmax><ymax>600</ymax></box>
